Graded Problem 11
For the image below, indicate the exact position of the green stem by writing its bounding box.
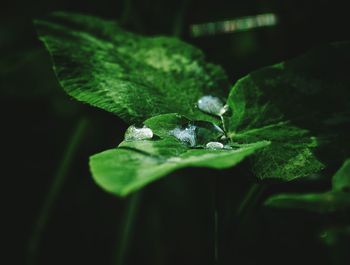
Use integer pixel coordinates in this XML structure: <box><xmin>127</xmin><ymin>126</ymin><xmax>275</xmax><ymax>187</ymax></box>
<box><xmin>172</xmin><ymin>0</ymin><xmax>191</xmax><ymax>37</ymax></box>
<box><xmin>213</xmin><ymin>175</ymin><xmax>219</xmax><ymax>265</ymax></box>
<box><xmin>120</xmin><ymin>0</ymin><xmax>133</xmax><ymax>25</ymax></box>
<box><xmin>236</xmin><ymin>182</ymin><xmax>265</xmax><ymax>219</ymax></box>
<box><xmin>114</xmin><ymin>192</ymin><xmax>142</xmax><ymax>265</ymax></box>
<box><xmin>26</xmin><ymin>117</ymin><xmax>89</xmax><ymax>265</ymax></box>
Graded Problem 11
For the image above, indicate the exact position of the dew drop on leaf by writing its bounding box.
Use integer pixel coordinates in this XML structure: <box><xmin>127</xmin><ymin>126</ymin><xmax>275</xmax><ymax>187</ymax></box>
<box><xmin>205</xmin><ymin>141</ymin><xmax>224</xmax><ymax>150</ymax></box>
<box><xmin>124</xmin><ymin>125</ymin><xmax>153</xmax><ymax>141</ymax></box>
<box><xmin>169</xmin><ymin>120</ymin><xmax>226</xmax><ymax>147</ymax></box>
<box><xmin>167</xmin><ymin>157</ymin><xmax>182</xmax><ymax>163</ymax></box>
<box><xmin>197</xmin><ymin>95</ymin><xmax>228</xmax><ymax>116</ymax></box>
<box><xmin>170</xmin><ymin>125</ymin><xmax>197</xmax><ymax>147</ymax></box>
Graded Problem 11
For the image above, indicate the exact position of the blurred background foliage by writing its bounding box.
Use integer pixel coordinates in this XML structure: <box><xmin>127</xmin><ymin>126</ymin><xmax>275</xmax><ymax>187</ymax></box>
<box><xmin>1</xmin><ymin>0</ymin><xmax>350</xmax><ymax>264</ymax></box>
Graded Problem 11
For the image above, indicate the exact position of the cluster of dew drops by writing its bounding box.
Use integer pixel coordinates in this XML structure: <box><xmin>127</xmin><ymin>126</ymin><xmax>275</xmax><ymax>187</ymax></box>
<box><xmin>124</xmin><ymin>95</ymin><xmax>231</xmax><ymax>150</ymax></box>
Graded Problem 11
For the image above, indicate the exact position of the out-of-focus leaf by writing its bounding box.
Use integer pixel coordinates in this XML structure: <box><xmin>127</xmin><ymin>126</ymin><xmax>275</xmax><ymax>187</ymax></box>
<box><xmin>265</xmin><ymin>159</ymin><xmax>350</xmax><ymax>213</ymax></box>
<box><xmin>332</xmin><ymin>159</ymin><xmax>350</xmax><ymax>192</ymax></box>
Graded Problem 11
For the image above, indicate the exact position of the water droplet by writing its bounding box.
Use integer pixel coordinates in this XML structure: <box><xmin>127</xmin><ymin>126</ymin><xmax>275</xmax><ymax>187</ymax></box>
<box><xmin>206</xmin><ymin>142</ymin><xmax>224</xmax><ymax>149</ymax></box>
<box><xmin>197</xmin><ymin>95</ymin><xmax>228</xmax><ymax>116</ymax></box>
<box><xmin>170</xmin><ymin>120</ymin><xmax>226</xmax><ymax>147</ymax></box>
<box><xmin>167</xmin><ymin>157</ymin><xmax>182</xmax><ymax>163</ymax></box>
<box><xmin>124</xmin><ymin>125</ymin><xmax>153</xmax><ymax>141</ymax></box>
<box><xmin>170</xmin><ymin>125</ymin><xmax>197</xmax><ymax>147</ymax></box>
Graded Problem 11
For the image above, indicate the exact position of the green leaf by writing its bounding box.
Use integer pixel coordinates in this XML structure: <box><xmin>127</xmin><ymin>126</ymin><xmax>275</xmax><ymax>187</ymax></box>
<box><xmin>34</xmin><ymin>12</ymin><xmax>229</xmax><ymax>123</ymax></box>
<box><xmin>264</xmin><ymin>191</ymin><xmax>350</xmax><ymax>214</ymax></box>
<box><xmin>332</xmin><ymin>159</ymin><xmax>350</xmax><ymax>192</ymax></box>
<box><xmin>228</xmin><ymin>121</ymin><xmax>323</xmax><ymax>181</ymax></box>
<box><xmin>320</xmin><ymin>226</ymin><xmax>350</xmax><ymax>247</ymax></box>
<box><xmin>144</xmin><ymin>113</ymin><xmax>225</xmax><ymax>147</ymax></box>
<box><xmin>90</xmin><ymin>114</ymin><xmax>270</xmax><ymax>196</ymax></box>
<box><xmin>227</xmin><ymin>73</ymin><xmax>324</xmax><ymax>181</ymax></box>
<box><xmin>265</xmin><ymin>159</ymin><xmax>350</xmax><ymax>213</ymax></box>
<box><xmin>227</xmin><ymin>42</ymin><xmax>350</xmax><ymax>173</ymax></box>
<box><xmin>229</xmin><ymin>42</ymin><xmax>350</xmax><ymax>130</ymax></box>
<box><xmin>37</xmin><ymin>12</ymin><xmax>348</xmax><ymax>195</ymax></box>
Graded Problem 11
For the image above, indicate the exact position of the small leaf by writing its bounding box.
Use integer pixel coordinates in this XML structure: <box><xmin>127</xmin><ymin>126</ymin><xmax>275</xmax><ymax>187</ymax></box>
<box><xmin>332</xmin><ymin>159</ymin><xmax>350</xmax><ymax>192</ymax></box>
<box><xmin>264</xmin><ymin>191</ymin><xmax>350</xmax><ymax>214</ymax></box>
<box><xmin>144</xmin><ymin>113</ymin><xmax>224</xmax><ymax>146</ymax></box>
<box><xmin>265</xmin><ymin>158</ymin><xmax>350</xmax><ymax>213</ymax></box>
<box><xmin>34</xmin><ymin>12</ymin><xmax>229</xmax><ymax>123</ymax></box>
<box><xmin>320</xmin><ymin>226</ymin><xmax>350</xmax><ymax>247</ymax></box>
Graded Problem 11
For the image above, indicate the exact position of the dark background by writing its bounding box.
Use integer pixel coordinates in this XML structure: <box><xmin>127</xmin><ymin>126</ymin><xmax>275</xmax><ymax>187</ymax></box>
<box><xmin>2</xmin><ymin>0</ymin><xmax>350</xmax><ymax>264</ymax></box>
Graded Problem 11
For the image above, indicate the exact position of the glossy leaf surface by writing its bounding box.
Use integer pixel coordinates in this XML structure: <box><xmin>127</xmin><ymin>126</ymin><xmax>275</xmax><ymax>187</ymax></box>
<box><xmin>90</xmin><ymin>114</ymin><xmax>270</xmax><ymax>196</ymax></box>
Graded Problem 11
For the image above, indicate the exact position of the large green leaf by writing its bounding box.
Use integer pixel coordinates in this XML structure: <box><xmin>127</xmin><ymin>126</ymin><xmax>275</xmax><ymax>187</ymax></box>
<box><xmin>265</xmin><ymin>158</ymin><xmax>350</xmax><ymax>213</ymax></box>
<box><xmin>37</xmin><ymin>12</ymin><xmax>350</xmax><ymax>196</ymax></box>
<box><xmin>90</xmin><ymin>114</ymin><xmax>270</xmax><ymax>196</ymax></box>
<box><xmin>227</xmin><ymin>76</ymin><xmax>324</xmax><ymax>181</ymax></box>
<box><xmin>227</xmin><ymin>42</ymin><xmax>350</xmax><ymax>170</ymax></box>
<box><xmin>228</xmin><ymin>43</ymin><xmax>350</xmax><ymax>130</ymax></box>
<box><xmin>34</xmin><ymin>12</ymin><xmax>229</xmax><ymax>123</ymax></box>
<box><xmin>226</xmin><ymin>43</ymin><xmax>350</xmax><ymax>181</ymax></box>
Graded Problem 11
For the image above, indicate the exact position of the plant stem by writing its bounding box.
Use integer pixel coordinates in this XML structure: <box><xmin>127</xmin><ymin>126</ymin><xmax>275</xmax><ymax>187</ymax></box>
<box><xmin>120</xmin><ymin>0</ymin><xmax>133</xmax><ymax>25</ymax></box>
<box><xmin>26</xmin><ymin>117</ymin><xmax>89</xmax><ymax>265</ymax></box>
<box><xmin>172</xmin><ymin>0</ymin><xmax>191</xmax><ymax>37</ymax></box>
<box><xmin>236</xmin><ymin>182</ymin><xmax>265</xmax><ymax>219</ymax></box>
<box><xmin>114</xmin><ymin>191</ymin><xmax>142</xmax><ymax>265</ymax></box>
<box><xmin>213</xmin><ymin>175</ymin><xmax>219</xmax><ymax>265</ymax></box>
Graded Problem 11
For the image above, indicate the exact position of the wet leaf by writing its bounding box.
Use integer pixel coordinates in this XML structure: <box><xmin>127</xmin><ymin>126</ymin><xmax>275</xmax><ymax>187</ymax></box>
<box><xmin>90</xmin><ymin>114</ymin><xmax>270</xmax><ymax>196</ymax></box>
<box><xmin>36</xmin><ymin>12</ymin><xmax>350</xmax><ymax>196</ymax></box>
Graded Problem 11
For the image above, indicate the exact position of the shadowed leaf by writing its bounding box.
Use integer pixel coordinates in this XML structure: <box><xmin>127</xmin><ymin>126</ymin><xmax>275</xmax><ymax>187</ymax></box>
<box><xmin>228</xmin><ymin>43</ymin><xmax>350</xmax><ymax>179</ymax></box>
<box><xmin>265</xmin><ymin>159</ymin><xmax>350</xmax><ymax>213</ymax></box>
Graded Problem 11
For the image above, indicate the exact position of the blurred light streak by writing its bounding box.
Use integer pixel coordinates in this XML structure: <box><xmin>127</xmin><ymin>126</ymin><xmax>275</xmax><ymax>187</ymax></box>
<box><xmin>190</xmin><ymin>13</ymin><xmax>278</xmax><ymax>37</ymax></box>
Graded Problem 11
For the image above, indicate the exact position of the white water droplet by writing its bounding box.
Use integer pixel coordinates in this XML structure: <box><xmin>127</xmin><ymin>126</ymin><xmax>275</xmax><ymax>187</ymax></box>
<box><xmin>205</xmin><ymin>141</ymin><xmax>224</xmax><ymax>150</ymax></box>
<box><xmin>124</xmin><ymin>125</ymin><xmax>153</xmax><ymax>141</ymax></box>
<box><xmin>197</xmin><ymin>95</ymin><xmax>228</xmax><ymax>116</ymax></box>
<box><xmin>167</xmin><ymin>157</ymin><xmax>182</xmax><ymax>163</ymax></box>
<box><xmin>170</xmin><ymin>125</ymin><xmax>196</xmax><ymax>147</ymax></box>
